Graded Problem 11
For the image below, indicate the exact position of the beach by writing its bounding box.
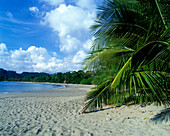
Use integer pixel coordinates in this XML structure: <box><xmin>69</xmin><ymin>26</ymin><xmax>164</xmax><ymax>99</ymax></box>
<box><xmin>0</xmin><ymin>84</ymin><xmax>169</xmax><ymax>136</ymax></box>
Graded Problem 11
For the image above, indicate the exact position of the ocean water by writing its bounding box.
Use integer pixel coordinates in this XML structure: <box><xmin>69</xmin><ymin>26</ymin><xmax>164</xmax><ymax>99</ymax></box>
<box><xmin>0</xmin><ymin>82</ymin><xmax>64</xmax><ymax>94</ymax></box>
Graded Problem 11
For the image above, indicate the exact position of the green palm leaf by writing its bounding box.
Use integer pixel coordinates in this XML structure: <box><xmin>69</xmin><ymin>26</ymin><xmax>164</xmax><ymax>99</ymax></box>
<box><xmin>131</xmin><ymin>41</ymin><xmax>169</xmax><ymax>70</ymax></box>
<box><xmin>111</xmin><ymin>57</ymin><xmax>132</xmax><ymax>88</ymax></box>
<box><xmin>84</xmin><ymin>47</ymin><xmax>133</xmax><ymax>70</ymax></box>
<box><xmin>82</xmin><ymin>77</ymin><xmax>113</xmax><ymax>113</ymax></box>
<box><xmin>82</xmin><ymin>0</ymin><xmax>170</xmax><ymax>113</ymax></box>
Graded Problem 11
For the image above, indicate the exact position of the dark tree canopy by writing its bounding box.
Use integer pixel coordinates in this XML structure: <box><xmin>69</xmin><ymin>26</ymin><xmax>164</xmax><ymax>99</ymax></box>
<box><xmin>0</xmin><ymin>68</ymin><xmax>93</xmax><ymax>85</ymax></box>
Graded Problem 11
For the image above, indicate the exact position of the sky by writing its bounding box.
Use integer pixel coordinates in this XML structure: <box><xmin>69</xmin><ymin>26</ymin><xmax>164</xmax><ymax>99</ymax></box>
<box><xmin>0</xmin><ymin>0</ymin><xmax>102</xmax><ymax>73</ymax></box>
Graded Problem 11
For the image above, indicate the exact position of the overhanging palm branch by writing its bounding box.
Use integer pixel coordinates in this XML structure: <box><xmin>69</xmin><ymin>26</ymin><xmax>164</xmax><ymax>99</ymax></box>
<box><xmin>83</xmin><ymin>46</ymin><xmax>133</xmax><ymax>70</ymax></box>
<box><xmin>82</xmin><ymin>77</ymin><xmax>113</xmax><ymax>113</ymax></box>
<box><xmin>82</xmin><ymin>0</ymin><xmax>169</xmax><ymax>113</ymax></box>
<box><xmin>83</xmin><ymin>41</ymin><xmax>169</xmax><ymax>112</ymax></box>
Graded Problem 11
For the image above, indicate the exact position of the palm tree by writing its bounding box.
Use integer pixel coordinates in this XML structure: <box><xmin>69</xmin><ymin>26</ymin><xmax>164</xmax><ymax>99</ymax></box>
<box><xmin>82</xmin><ymin>0</ymin><xmax>169</xmax><ymax>113</ymax></box>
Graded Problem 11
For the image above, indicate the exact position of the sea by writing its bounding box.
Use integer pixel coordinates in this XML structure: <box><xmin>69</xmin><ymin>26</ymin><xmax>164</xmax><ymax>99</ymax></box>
<box><xmin>0</xmin><ymin>82</ymin><xmax>64</xmax><ymax>94</ymax></box>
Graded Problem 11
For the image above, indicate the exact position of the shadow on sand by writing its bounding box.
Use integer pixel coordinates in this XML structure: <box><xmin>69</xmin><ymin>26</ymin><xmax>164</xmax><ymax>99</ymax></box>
<box><xmin>150</xmin><ymin>108</ymin><xmax>170</xmax><ymax>124</ymax></box>
<box><xmin>83</xmin><ymin>105</ymin><xmax>123</xmax><ymax>114</ymax></box>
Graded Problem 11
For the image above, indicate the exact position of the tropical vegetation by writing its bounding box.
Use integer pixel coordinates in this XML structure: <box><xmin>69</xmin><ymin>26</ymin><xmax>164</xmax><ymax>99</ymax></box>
<box><xmin>82</xmin><ymin>0</ymin><xmax>169</xmax><ymax>113</ymax></box>
<box><xmin>0</xmin><ymin>68</ymin><xmax>93</xmax><ymax>84</ymax></box>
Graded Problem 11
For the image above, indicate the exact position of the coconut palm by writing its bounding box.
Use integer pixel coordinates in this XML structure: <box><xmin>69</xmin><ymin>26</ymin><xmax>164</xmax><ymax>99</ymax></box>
<box><xmin>82</xmin><ymin>0</ymin><xmax>169</xmax><ymax>113</ymax></box>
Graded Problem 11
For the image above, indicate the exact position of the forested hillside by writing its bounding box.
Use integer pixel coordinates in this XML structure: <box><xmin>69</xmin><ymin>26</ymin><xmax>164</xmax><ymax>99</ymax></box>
<box><xmin>0</xmin><ymin>68</ymin><xmax>93</xmax><ymax>84</ymax></box>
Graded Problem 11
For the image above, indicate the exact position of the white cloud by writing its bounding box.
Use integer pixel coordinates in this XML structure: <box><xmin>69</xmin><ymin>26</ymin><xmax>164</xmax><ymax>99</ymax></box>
<box><xmin>0</xmin><ymin>43</ymin><xmax>8</xmax><ymax>55</ymax></box>
<box><xmin>52</xmin><ymin>52</ymin><xmax>58</xmax><ymax>57</ymax></box>
<box><xmin>29</xmin><ymin>7</ymin><xmax>43</xmax><ymax>17</ymax></box>
<box><xmin>83</xmin><ymin>38</ymin><xmax>94</xmax><ymax>51</ymax></box>
<box><xmin>41</xmin><ymin>3</ymin><xmax>95</xmax><ymax>54</ymax></box>
<box><xmin>0</xmin><ymin>44</ymin><xmax>83</xmax><ymax>73</ymax></box>
<box><xmin>72</xmin><ymin>50</ymin><xmax>87</xmax><ymax>64</ymax></box>
<box><xmin>59</xmin><ymin>35</ymin><xmax>81</xmax><ymax>53</ymax></box>
<box><xmin>10</xmin><ymin>48</ymin><xmax>30</xmax><ymax>61</ymax></box>
<box><xmin>0</xmin><ymin>1</ymin><xmax>97</xmax><ymax>73</ymax></box>
<box><xmin>39</xmin><ymin>1</ymin><xmax>96</xmax><ymax>71</ymax></box>
<box><xmin>40</xmin><ymin>0</ymin><xmax>64</xmax><ymax>6</ymax></box>
<box><xmin>77</xmin><ymin>0</ymin><xmax>96</xmax><ymax>10</ymax></box>
<box><xmin>42</xmin><ymin>4</ymin><xmax>94</xmax><ymax>35</ymax></box>
<box><xmin>29</xmin><ymin>7</ymin><xmax>39</xmax><ymax>13</ymax></box>
<box><xmin>27</xmin><ymin>46</ymin><xmax>50</xmax><ymax>63</ymax></box>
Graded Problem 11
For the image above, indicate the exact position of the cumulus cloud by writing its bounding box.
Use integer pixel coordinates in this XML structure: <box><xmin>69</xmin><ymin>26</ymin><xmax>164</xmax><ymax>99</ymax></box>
<box><xmin>39</xmin><ymin>1</ymin><xmax>97</xmax><ymax>71</ymax></box>
<box><xmin>0</xmin><ymin>43</ymin><xmax>8</xmax><ymax>55</ymax></box>
<box><xmin>41</xmin><ymin>3</ymin><xmax>95</xmax><ymax>55</ymax></box>
<box><xmin>59</xmin><ymin>35</ymin><xmax>81</xmax><ymax>53</ymax></box>
<box><xmin>0</xmin><ymin>44</ymin><xmax>83</xmax><ymax>73</ymax></box>
<box><xmin>83</xmin><ymin>38</ymin><xmax>94</xmax><ymax>51</ymax></box>
<box><xmin>40</xmin><ymin>0</ymin><xmax>64</xmax><ymax>6</ymax></box>
<box><xmin>42</xmin><ymin>4</ymin><xmax>95</xmax><ymax>35</ymax></box>
<box><xmin>72</xmin><ymin>50</ymin><xmax>87</xmax><ymax>64</ymax></box>
<box><xmin>0</xmin><ymin>1</ymin><xmax>97</xmax><ymax>73</ymax></box>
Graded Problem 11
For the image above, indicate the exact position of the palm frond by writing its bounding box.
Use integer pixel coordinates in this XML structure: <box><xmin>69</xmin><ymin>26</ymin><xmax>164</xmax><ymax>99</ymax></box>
<box><xmin>82</xmin><ymin>77</ymin><xmax>113</xmax><ymax>113</ymax></box>
<box><xmin>154</xmin><ymin>0</ymin><xmax>169</xmax><ymax>29</ymax></box>
<box><xmin>131</xmin><ymin>41</ymin><xmax>169</xmax><ymax>70</ymax></box>
<box><xmin>84</xmin><ymin>47</ymin><xmax>133</xmax><ymax>70</ymax></box>
<box><xmin>82</xmin><ymin>0</ymin><xmax>170</xmax><ymax>113</ymax></box>
<box><xmin>111</xmin><ymin>57</ymin><xmax>132</xmax><ymax>88</ymax></box>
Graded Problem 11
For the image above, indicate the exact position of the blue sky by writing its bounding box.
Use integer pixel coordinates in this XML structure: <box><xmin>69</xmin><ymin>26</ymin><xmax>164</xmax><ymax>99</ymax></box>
<box><xmin>0</xmin><ymin>0</ymin><xmax>102</xmax><ymax>73</ymax></box>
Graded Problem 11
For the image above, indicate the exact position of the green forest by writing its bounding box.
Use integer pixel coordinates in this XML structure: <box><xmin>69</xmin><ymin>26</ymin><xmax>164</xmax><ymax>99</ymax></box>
<box><xmin>82</xmin><ymin>0</ymin><xmax>169</xmax><ymax>113</ymax></box>
<box><xmin>0</xmin><ymin>68</ymin><xmax>94</xmax><ymax>85</ymax></box>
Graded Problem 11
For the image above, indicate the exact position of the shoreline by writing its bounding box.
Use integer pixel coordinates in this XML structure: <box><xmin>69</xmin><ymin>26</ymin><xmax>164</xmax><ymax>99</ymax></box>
<box><xmin>0</xmin><ymin>84</ymin><xmax>169</xmax><ymax>136</ymax></box>
<box><xmin>0</xmin><ymin>81</ymin><xmax>95</xmax><ymax>95</ymax></box>
<box><xmin>1</xmin><ymin>80</ymin><xmax>95</xmax><ymax>86</ymax></box>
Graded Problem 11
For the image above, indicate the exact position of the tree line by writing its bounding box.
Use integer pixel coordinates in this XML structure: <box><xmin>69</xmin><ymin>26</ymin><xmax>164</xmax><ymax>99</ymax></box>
<box><xmin>0</xmin><ymin>68</ymin><xmax>94</xmax><ymax>85</ymax></box>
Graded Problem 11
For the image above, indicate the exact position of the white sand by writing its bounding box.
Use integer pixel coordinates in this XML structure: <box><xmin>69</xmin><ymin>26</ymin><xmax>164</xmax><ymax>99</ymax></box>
<box><xmin>0</xmin><ymin>84</ymin><xmax>169</xmax><ymax>136</ymax></box>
